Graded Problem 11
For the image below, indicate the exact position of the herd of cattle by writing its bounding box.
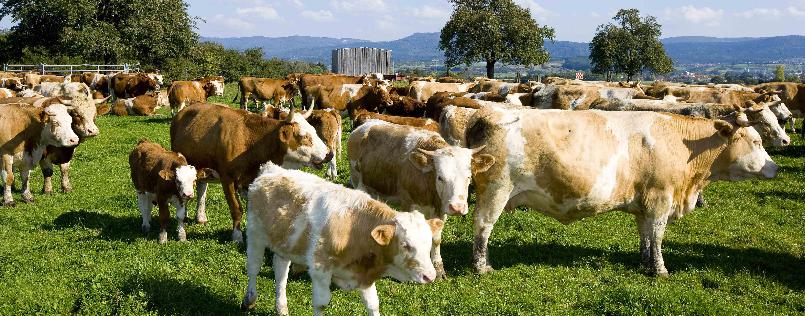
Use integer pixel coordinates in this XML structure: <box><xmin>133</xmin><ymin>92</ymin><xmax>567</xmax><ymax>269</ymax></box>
<box><xmin>1</xmin><ymin>70</ymin><xmax>802</xmax><ymax>315</ymax></box>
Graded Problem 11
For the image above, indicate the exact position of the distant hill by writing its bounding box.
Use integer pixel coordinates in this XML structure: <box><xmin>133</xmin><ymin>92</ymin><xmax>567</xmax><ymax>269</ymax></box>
<box><xmin>202</xmin><ymin>33</ymin><xmax>805</xmax><ymax>66</ymax></box>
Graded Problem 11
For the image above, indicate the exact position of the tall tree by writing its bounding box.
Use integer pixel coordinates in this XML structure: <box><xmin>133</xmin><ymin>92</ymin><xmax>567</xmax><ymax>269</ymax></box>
<box><xmin>589</xmin><ymin>9</ymin><xmax>673</xmax><ymax>82</ymax></box>
<box><xmin>440</xmin><ymin>0</ymin><xmax>555</xmax><ymax>79</ymax></box>
<box><xmin>774</xmin><ymin>65</ymin><xmax>785</xmax><ymax>82</ymax></box>
<box><xmin>0</xmin><ymin>0</ymin><xmax>197</xmax><ymax>68</ymax></box>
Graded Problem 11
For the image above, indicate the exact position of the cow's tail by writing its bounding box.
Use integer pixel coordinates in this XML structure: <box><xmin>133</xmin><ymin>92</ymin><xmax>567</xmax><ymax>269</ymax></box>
<box><xmin>232</xmin><ymin>84</ymin><xmax>240</xmax><ymax>103</ymax></box>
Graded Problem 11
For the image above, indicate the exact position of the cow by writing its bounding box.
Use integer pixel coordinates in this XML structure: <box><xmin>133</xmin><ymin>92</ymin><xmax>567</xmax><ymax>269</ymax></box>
<box><xmin>436</xmin><ymin>77</ymin><xmax>466</xmax><ymax>83</ymax></box>
<box><xmin>384</xmin><ymin>94</ymin><xmax>427</xmax><ymax>117</ymax></box>
<box><xmin>0</xmin><ymin>103</ymin><xmax>79</xmax><ymax>205</ymax></box>
<box><xmin>241</xmin><ymin>162</ymin><xmax>443</xmax><ymax>315</ymax></box>
<box><xmin>17</xmin><ymin>89</ymin><xmax>42</xmax><ymax>98</ymax></box>
<box><xmin>348</xmin><ymin>120</ymin><xmax>494</xmax><ymax>279</ymax></box>
<box><xmin>409</xmin><ymin>81</ymin><xmax>476</xmax><ymax>103</ymax></box>
<box><xmin>233</xmin><ymin>77</ymin><xmax>299</xmax><ymax>111</ymax></box>
<box><xmin>111</xmin><ymin>73</ymin><xmax>159</xmax><ymax>99</ymax></box>
<box><xmin>425</xmin><ymin>92</ymin><xmax>481</xmax><ymax>120</ymax></box>
<box><xmin>38</xmin><ymin>75</ymin><xmax>68</xmax><ymax>83</ymax></box>
<box><xmin>170</xmin><ymin>103</ymin><xmax>332</xmax><ymax>242</ymax></box>
<box><xmin>646</xmin><ymin>82</ymin><xmax>778</xmax><ymax>107</ymax></box>
<box><xmin>70</xmin><ymin>73</ymin><xmax>109</xmax><ymax>94</ymax></box>
<box><xmin>298</xmin><ymin>74</ymin><xmax>364</xmax><ymax>107</ymax></box>
<box><xmin>464</xmin><ymin>107</ymin><xmax>778</xmax><ymax>276</ymax></box>
<box><xmin>0</xmin><ymin>88</ymin><xmax>13</xmax><ymax>98</ymax></box>
<box><xmin>129</xmin><ymin>140</ymin><xmax>214</xmax><ymax>243</ymax></box>
<box><xmin>268</xmin><ymin>104</ymin><xmax>343</xmax><ymax>180</ymax></box>
<box><xmin>352</xmin><ymin>110</ymin><xmax>440</xmax><ymax>132</ymax></box>
<box><xmin>23</xmin><ymin>73</ymin><xmax>42</xmax><ymax>86</ymax></box>
<box><xmin>438</xmin><ymin>105</ymin><xmax>478</xmax><ymax>147</ymax></box>
<box><xmin>168</xmin><ymin>77</ymin><xmax>225</xmax><ymax>114</ymax></box>
<box><xmin>469</xmin><ymin>80</ymin><xmax>531</xmax><ymax>96</ymax></box>
<box><xmin>112</xmin><ymin>92</ymin><xmax>168</xmax><ymax>116</ymax></box>
<box><xmin>530</xmin><ymin>84</ymin><xmax>609</xmax><ymax>110</ymax></box>
<box><xmin>34</xmin><ymin>82</ymin><xmax>94</xmax><ymax>99</ymax></box>
<box><xmin>755</xmin><ymin>82</ymin><xmax>805</xmax><ymax>136</ymax></box>
<box><xmin>0</xmin><ymin>77</ymin><xmax>25</xmax><ymax>91</ymax></box>
<box><xmin>304</xmin><ymin>82</ymin><xmax>392</xmax><ymax>117</ymax></box>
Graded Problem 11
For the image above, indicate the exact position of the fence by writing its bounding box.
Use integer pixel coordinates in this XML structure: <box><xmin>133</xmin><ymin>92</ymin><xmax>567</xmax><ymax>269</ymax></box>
<box><xmin>331</xmin><ymin>48</ymin><xmax>393</xmax><ymax>76</ymax></box>
<box><xmin>2</xmin><ymin>63</ymin><xmax>139</xmax><ymax>74</ymax></box>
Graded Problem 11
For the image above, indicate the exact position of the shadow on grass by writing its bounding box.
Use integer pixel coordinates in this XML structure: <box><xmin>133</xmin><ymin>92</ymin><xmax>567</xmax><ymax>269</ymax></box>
<box><xmin>754</xmin><ymin>190</ymin><xmax>805</xmax><ymax>204</ymax></box>
<box><xmin>767</xmin><ymin>144</ymin><xmax>805</xmax><ymax>158</ymax></box>
<box><xmin>141</xmin><ymin>117</ymin><xmax>172</xmax><ymax>124</ymax></box>
<box><xmin>120</xmin><ymin>275</ymin><xmax>251</xmax><ymax>315</ymax></box>
<box><xmin>440</xmin><ymin>238</ymin><xmax>804</xmax><ymax>290</ymax></box>
<box><xmin>49</xmin><ymin>209</ymin><xmax>142</xmax><ymax>242</ymax></box>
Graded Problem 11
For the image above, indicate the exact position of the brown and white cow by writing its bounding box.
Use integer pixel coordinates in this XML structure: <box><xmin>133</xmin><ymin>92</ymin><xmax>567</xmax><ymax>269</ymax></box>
<box><xmin>168</xmin><ymin>77</ymin><xmax>225</xmax><ymax>114</ymax></box>
<box><xmin>755</xmin><ymin>82</ymin><xmax>805</xmax><ymax>136</ymax></box>
<box><xmin>464</xmin><ymin>107</ymin><xmax>778</xmax><ymax>276</ymax></box>
<box><xmin>38</xmin><ymin>75</ymin><xmax>68</xmax><ymax>84</ymax></box>
<box><xmin>234</xmin><ymin>77</ymin><xmax>298</xmax><ymax>111</ymax></box>
<box><xmin>129</xmin><ymin>140</ymin><xmax>214</xmax><ymax>243</ymax></box>
<box><xmin>348</xmin><ymin>120</ymin><xmax>495</xmax><ymax>278</ymax></box>
<box><xmin>170</xmin><ymin>103</ymin><xmax>332</xmax><ymax>242</ymax></box>
<box><xmin>0</xmin><ymin>77</ymin><xmax>25</xmax><ymax>91</ymax></box>
<box><xmin>111</xmin><ymin>73</ymin><xmax>159</xmax><ymax>99</ymax></box>
<box><xmin>0</xmin><ymin>103</ymin><xmax>79</xmax><ymax>205</ymax></box>
<box><xmin>352</xmin><ymin>110</ymin><xmax>440</xmax><ymax>132</ymax></box>
<box><xmin>409</xmin><ymin>81</ymin><xmax>476</xmax><ymax>103</ymax></box>
<box><xmin>304</xmin><ymin>82</ymin><xmax>392</xmax><ymax>117</ymax></box>
<box><xmin>241</xmin><ymin>162</ymin><xmax>442</xmax><ymax>315</ymax></box>
<box><xmin>269</xmin><ymin>104</ymin><xmax>343</xmax><ymax>180</ymax></box>
<box><xmin>34</xmin><ymin>82</ymin><xmax>96</xmax><ymax>99</ymax></box>
<box><xmin>384</xmin><ymin>94</ymin><xmax>427</xmax><ymax>117</ymax></box>
<box><xmin>112</xmin><ymin>92</ymin><xmax>168</xmax><ymax>116</ymax></box>
<box><xmin>298</xmin><ymin>74</ymin><xmax>364</xmax><ymax>106</ymax></box>
<box><xmin>0</xmin><ymin>88</ymin><xmax>13</xmax><ymax>98</ymax></box>
<box><xmin>70</xmin><ymin>72</ymin><xmax>109</xmax><ymax>95</ymax></box>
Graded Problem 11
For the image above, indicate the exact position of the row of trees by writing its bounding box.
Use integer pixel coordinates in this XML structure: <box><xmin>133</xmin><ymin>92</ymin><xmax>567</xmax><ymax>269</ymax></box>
<box><xmin>0</xmin><ymin>0</ymin><xmax>324</xmax><ymax>82</ymax></box>
<box><xmin>439</xmin><ymin>0</ymin><xmax>673</xmax><ymax>80</ymax></box>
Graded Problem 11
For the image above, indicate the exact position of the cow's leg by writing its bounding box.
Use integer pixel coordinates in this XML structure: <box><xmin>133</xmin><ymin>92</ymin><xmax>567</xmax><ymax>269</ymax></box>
<box><xmin>359</xmin><ymin>283</ymin><xmax>380</xmax><ymax>316</ymax></box>
<box><xmin>19</xmin><ymin>166</ymin><xmax>33</xmax><ymax>203</ymax></box>
<box><xmin>157</xmin><ymin>200</ymin><xmax>170</xmax><ymax>244</ymax></box>
<box><xmin>137</xmin><ymin>192</ymin><xmax>152</xmax><ymax>234</ymax></box>
<box><xmin>3</xmin><ymin>155</ymin><xmax>15</xmax><ymax>206</ymax></box>
<box><xmin>788</xmin><ymin>117</ymin><xmax>795</xmax><ymax>134</ymax></box>
<box><xmin>636</xmin><ymin>213</ymin><xmax>670</xmax><ymax>277</ymax></box>
<box><xmin>472</xmin><ymin>183</ymin><xmax>513</xmax><ymax>274</ymax></box>
<box><xmin>309</xmin><ymin>268</ymin><xmax>333</xmax><ymax>316</ymax></box>
<box><xmin>39</xmin><ymin>158</ymin><xmax>54</xmax><ymax>195</ymax></box>
<box><xmin>241</xmin><ymin>225</ymin><xmax>268</xmax><ymax>311</ymax></box>
<box><xmin>171</xmin><ymin>199</ymin><xmax>188</xmax><ymax>241</ymax></box>
<box><xmin>222</xmin><ymin>178</ymin><xmax>244</xmax><ymax>243</ymax></box>
<box><xmin>273</xmin><ymin>254</ymin><xmax>292</xmax><ymax>316</ymax></box>
<box><xmin>59</xmin><ymin>162</ymin><xmax>72</xmax><ymax>193</ymax></box>
<box><xmin>431</xmin><ymin>214</ymin><xmax>448</xmax><ymax>279</ymax></box>
<box><xmin>326</xmin><ymin>158</ymin><xmax>337</xmax><ymax>179</ymax></box>
<box><xmin>195</xmin><ymin>181</ymin><xmax>208</xmax><ymax>224</ymax></box>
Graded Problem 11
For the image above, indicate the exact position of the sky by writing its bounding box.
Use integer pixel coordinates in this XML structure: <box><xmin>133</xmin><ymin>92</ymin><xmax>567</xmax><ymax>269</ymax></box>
<box><xmin>2</xmin><ymin>1</ymin><xmax>805</xmax><ymax>42</ymax></box>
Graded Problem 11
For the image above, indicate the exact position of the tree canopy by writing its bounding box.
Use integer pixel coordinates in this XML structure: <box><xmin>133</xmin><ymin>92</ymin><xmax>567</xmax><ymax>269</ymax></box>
<box><xmin>0</xmin><ymin>0</ymin><xmax>197</xmax><ymax>68</ymax></box>
<box><xmin>589</xmin><ymin>9</ymin><xmax>673</xmax><ymax>81</ymax></box>
<box><xmin>439</xmin><ymin>0</ymin><xmax>555</xmax><ymax>79</ymax></box>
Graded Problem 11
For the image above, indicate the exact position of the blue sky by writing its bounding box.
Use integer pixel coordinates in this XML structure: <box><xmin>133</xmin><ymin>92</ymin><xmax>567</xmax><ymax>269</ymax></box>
<box><xmin>3</xmin><ymin>0</ymin><xmax>805</xmax><ymax>42</ymax></box>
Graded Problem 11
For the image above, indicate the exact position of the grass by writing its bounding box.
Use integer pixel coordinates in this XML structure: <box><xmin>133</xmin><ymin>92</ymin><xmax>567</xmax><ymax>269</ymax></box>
<box><xmin>0</xmin><ymin>82</ymin><xmax>803</xmax><ymax>315</ymax></box>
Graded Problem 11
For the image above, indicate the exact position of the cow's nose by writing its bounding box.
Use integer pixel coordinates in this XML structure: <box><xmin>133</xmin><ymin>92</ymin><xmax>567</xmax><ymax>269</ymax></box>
<box><xmin>782</xmin><ymin>138</ymin><xmax>791</xmax><ymax>146</ymax></box>
<box><xmin>68</xmin><ymin>137</ymin><xmax>79</xmax><ymax>145</ymax></box>
<box><xmin>449</xmin><ymin>203</ymin><xmax>466</xmax><ymax>214</ymax></box>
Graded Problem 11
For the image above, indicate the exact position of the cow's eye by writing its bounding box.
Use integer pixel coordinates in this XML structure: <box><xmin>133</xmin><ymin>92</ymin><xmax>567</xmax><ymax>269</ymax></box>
<box><xmin>402</xmin><ymin>243</ymin><xmax>413</xmax><ymax>251</ymax></box>
<box><xmin>437</xmin><ymin>176</ymin><xmax>444</xmax><ymax>182</ymax></box>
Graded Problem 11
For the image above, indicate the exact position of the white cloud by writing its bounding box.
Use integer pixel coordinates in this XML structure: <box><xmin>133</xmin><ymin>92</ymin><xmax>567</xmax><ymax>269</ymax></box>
<box><xmin>211</xmin><ymin>14</ymin><xmax>255</xmax><ymax>31</ymax></box>
<box><xmin>514</xmin><ymin>0</ymin><xmax>555</xmax><ymax>20</ymax></box>
<box><xmin>236</xmin><ymin>5</ymin><xmax>280</xmax><ymax>20</ymax></box>
<box><xmin>331</xmin><ymin>0</ymin><xmax>387</xmax><ymax>13</ymax></box>
<box><xmin>736</xmin><ymin>8</ymin><xmax>782</xmax><ymax>18</ymax></box>
<box><xmin>680</xmin><ymin>5</ymin><xmax>723</xmax><ymax>25</ymax></box>
<box><xmin>376</xmin><ymin>14</ymin><xmax>395</xmax><ymax>30</ymax></box>
<box><xmin>288</xmin><ymin>0</ymin><xmax>303</xmax><ymax>8</ymax></box>
<box><xmin>787</xmin><ymin>6</ymin><xmax>805</xmax><ymax>17</ymax></box>
<box><xmin>408</xmin><ymin>5</ymin><xmax>449</xmax><ymax>19</ymax></box>
<box><xmin>302</xmin><ymin>10</ymin><xmax>335</xmax><ymax>22</ymax></box>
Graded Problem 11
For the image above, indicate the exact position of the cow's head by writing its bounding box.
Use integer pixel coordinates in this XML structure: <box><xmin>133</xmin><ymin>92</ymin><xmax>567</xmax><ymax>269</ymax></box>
<box><xmin>60</xmin><ymin>95</ymin><xmax>109</xmax><ymax>138</ymax></box>
<box><xmin>409</xmin><ymin>144</ymin><xmax>495</xmax><ymax>216</ymax></box>
<box><xmin>159</xmin><ymin>163</ymin><xmax>216</xmax><ymax>201</ymax></box>
<box><xmin>278</xmin><ymin>105</ymin><xmax>332</xmax><ymax>169</ymax></box>
<box><xmin>146</xmin><ymin>72</ymin><xmax>164</xmax><ymax>88</ymax></box>
<box><xmin>375</xmin><ymin>210</ymin><xmax>442</xmax><ymax>284</ymax></box>
<box><xmin>740</xmin><ymin>100</ymin><xmax>790</xmax><ymax>147</ymax></box>
<box><xmin>711</xmin><ymin>119</ymin><xmax>778</xmax><ymax>181</ymax></box>
<box><xmin>40</xmin><ymin>104</ymin><xmax>80</xmax><ymax>147</ymax></box>
<box><xmin>202</xmin><ymin>77</ymin><xmax>225</xmax><ymax>97</ymax></box>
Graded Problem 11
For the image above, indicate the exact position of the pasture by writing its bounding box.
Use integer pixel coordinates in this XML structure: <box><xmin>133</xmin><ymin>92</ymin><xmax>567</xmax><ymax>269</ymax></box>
<box><xmin>0</xmin><ymin>83</ymin><xmax>803</xmax><ymax>315</ymax></box>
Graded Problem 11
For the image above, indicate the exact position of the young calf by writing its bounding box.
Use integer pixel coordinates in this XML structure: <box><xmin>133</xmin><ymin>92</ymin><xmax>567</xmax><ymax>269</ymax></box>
<box><xmin>241</xmin><ymin>163</ymin><xmax>442</xmax><ymax>316</ymax></box>
<box><xmin>348</xmin><ymin>120</ymin><xmax>495</xmax><ymax>278</ymax></box>
<box><xmin>129</xmin><ymin>140</ymin><xmax>213</xmax><ymax>243</ymax></box>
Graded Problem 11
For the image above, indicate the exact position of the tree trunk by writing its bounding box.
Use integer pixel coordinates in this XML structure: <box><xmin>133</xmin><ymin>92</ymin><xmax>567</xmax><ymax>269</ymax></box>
<box><xmin>486</xmin><ymin>60</ymin><xmax>496</xmax><ymax>79</ymax></box>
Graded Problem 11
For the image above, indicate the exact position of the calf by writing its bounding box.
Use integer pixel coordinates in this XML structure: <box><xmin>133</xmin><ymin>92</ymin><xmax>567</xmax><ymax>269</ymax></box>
<box><xmin>0</xmin><ymin>103</ymin><xmax>79</xmax><ymax>205</ymax></box>
<box><xmin>465</xmin><ymin>107</ymin><xmax>778</xmax><ymax>276</ymax></box>
<box><xmin>111</xmin><ymin>73</ymin><xmax>159</xmax><ymax>99</ymax></box>
<box><xmin>111</xmin><ymin>92</ymin><xmax>168</xmax><ymax>116</ymax></box>
<box><xmin>348</xmin><ymin>120</ymin><xmax>494</xmax><ymax>278</ymax></box>
<box><xmin>168</xmin><ymin>77</ymin><xmax>225</xmax><ymax>114</ymax></box>
<box><xmin>129</xmin><ymin>140</ymin><xmax>213</xmax><ymax>243</ymax></box>
<box><xmin>353</xmin><ymin>110</ymin><xmax>440</xmax><ymax>132</ymax></box>
<box><xmin>241</xmin><ymin>162</ymin><xmax>443</xmax><ymax>315</ymax></box>
<box><xmin>170</xmin><ymin>103</ymin><xmax>332</xmax><ymax>242</ymax></box>
<box><xmin>409</xmin><ymin>81</ymin><xmax>475</xmax><ymax>102</ymax></box>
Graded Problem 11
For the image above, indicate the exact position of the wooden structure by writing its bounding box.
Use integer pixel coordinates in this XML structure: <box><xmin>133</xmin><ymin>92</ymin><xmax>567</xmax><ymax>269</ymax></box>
<box><xmin>331</xmin><ymin>48</ymin><xmax>392</xmax><ymax>76</ymax></box>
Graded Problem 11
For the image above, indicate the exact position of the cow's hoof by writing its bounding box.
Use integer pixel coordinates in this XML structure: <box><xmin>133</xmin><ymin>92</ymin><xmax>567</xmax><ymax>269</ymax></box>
<box><xmin>434</xmin><ymin>262</ymin><xmax>447</xmax><ymax>280</ymax></box>
<box><xmin>3</xmin><ymin>200</ymin><xmax>16</xmax><ymax>207</ymax></box>
<box><xmin>196</xmin><ymin>219</ymin><xmax>208</xmax><ymax>225</ymax></box>
<box><xmin>277</xmin><ymin>305</ymin><xmax>289</xmax><ymax>316</ymax></box>
<box><xmin>61</xmin><ymin>187</ymin><xmax>73</xmax><ymax>193</ymax></box>
<box><xmin>232</xmin><ymin>230</ymin><xmax>244</xmax><ymax>243</ymax></box>
<box><xmin>158</xmin><ymin>231</ymin><xmax>168</xmax><ymax>244</ymax></box>
<box><xmin>22</xmin><ymin>195</ymin><xmax>34</xmax><ymax>203</ymax></box>
<box><xmin>43</xmin><ymin>189</ymin><xmax>54</xmax><ymax>195</ymax></box>
<box><xmin>474</xmin><ymin>265</ymin><xmax>494</xmax><ymax>275</ymax></box>
<box><xmin>240</xmin><ymin>292</ymin><xmax>258</xmax><ymax>311</ymax></box>
<box><xmin>178</xmin><ymin>229</ymin><xmax>187</xmax><ymax>242</ymax></box>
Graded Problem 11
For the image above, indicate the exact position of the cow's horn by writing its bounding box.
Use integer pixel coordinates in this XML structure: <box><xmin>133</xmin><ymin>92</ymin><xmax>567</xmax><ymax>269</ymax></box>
<box><xmin>471</xmin><ymin>144</ymin><xmax>487</xmax><ymax>154</ymax></box>
<box><xmin>417</xmin><ymin>148</ymin><xmax>437</xmax><ymax>156</ymax></box>
<box><xmin>286</xmin><ymin>103</ymin><xmax>296</xmax><ymax>122</ymax></box>
<box><xmin>60</xmin><ymin>99</ymin><xmax>74</xmax><ymax>105</ymax></box>
<box><xmin>95</xmin><ymin>96</ymin><xmax>110</xmax><ymax>104</ymax></box>
<box><xmin>303</xmin><ymin>103</ymin><xmax>314</xmax><ymax>119</ymax></box>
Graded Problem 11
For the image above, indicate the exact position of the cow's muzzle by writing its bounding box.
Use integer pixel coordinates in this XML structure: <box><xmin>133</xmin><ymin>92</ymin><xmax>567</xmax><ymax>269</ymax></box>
<box><xmin>311</xmin><ymin>152</ymin><xmax>335</xmax><ymax>170</ymax></box>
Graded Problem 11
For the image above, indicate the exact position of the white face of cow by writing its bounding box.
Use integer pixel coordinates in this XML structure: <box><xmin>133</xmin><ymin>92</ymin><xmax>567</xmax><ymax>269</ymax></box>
<box><xmin>379</xmin><ymin>211</ymin><xmax>439</xmax><ymax>284</ymax></box>
<box><xmin>280</xmin><ymin>114</ymin><xmax>331</xmax><ymax>170</ymax></box>
<box><xmin>769</xmin><ymin>102</ymin><xmax>792</xmax><ymax>121</ymax></box>
<box><xmin>748</xmin><ymin>105</ymin><xmax>790</xmax><ymax>147</ymax></box>
<box><xmin>210</xmin><ymin>80</ymin><xmax>224</xmax><ymax>96</ymax></box>
<box><xmin>42</xmin><ymin>104</ymin><xmax>80</xmax><ymax>147</ymax></box>
<box><xmin>410</xmin><ymin>146</ymin><xmax>495</xmax><ymax>216</ymax></box>
<box><xmin>716</xmin><ymin>125</ymin><xmax>778</xmax><ymax>181</ymax></box>
<box><xmin>174</xmin><ymin>165</ymin><xmax>198</xmax><ymax>200</ymax></box>
<box><xmin>148</xmin><ymin>74</ymin><xmax>164</xmax><ymax>87</ymax></box>
<box><xmin>62</xmin><ymin>95</ymin><xmax>102</xmax><ymax>138</ymax></box>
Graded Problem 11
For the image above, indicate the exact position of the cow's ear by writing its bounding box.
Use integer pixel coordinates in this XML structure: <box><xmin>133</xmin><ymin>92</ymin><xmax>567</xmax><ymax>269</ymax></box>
<box><xmin>408</xmin><ymin>152</ymin><xmax>432</xmax><ymax>172</ymax></box>
<box><xmin>279</xmin><ymin>125</ymin><xmax>293</xmax><ymax>143</ymax></box>
<box><xmin>472</xmin><ymin>153</ymin><xmax>496</xmax><ymax>174</ymax></box>
<box><xmin>426</xmin><ymin>218</ymin><xmax>444</xmax><ymax>235</ymax></box>
<box><xmin>714</xmin><ymin>120</ymin><xmax>736</xmax><ymax>138</ymax></box>
<box><xmin>371</xmin><ymin>224</ymin><xmax>395</xmax><ymax>246</ymax></box>
<box><xmin>196</xmin><ymin>168</ymin><xmax>217</xmax><ymax>181</ymax></box>
<box><xmin>96</xmin><ymin>104</ymin><xmax>111</xmax><ymax>116</ymax></box>
<box><xmin>159</xmin><ymin>170</ymin><xmax>175</xmax><ymax>181</ymax></box>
